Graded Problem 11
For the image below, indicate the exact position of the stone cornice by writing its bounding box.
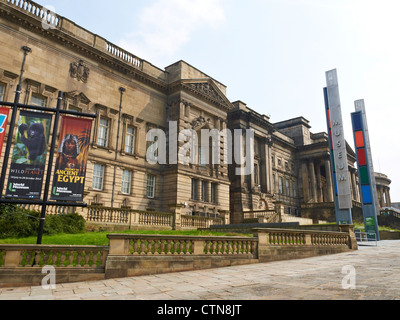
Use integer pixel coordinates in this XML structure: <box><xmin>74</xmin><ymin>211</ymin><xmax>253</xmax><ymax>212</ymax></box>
<box><xmin>0</xmin><ymin>0</ymin><xmax>168</xmax><ymax>93</ymax></box>
<box><xmin>228</xmin><ymin>108</ymin><xmax>276</xmax><ymax>134</ymax></box>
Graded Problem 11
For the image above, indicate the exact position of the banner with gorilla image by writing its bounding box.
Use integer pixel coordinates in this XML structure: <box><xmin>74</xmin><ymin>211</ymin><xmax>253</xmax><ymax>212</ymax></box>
<box><xmin>6</xmin><ymin>110</ymin><xmax>52</xmax><ymax>199</ymax></box>
<box><xmin>51</xmin><ymin>116</ymin><xmax>92</xmax><ymax>202</ymax></box>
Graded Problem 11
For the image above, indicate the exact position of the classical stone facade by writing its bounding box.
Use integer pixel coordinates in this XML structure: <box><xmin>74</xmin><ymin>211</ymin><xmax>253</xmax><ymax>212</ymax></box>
<box><xmin>0</xmin><ymin>0</ymin><xmax>392</xmax><ymax>225</ymax></box>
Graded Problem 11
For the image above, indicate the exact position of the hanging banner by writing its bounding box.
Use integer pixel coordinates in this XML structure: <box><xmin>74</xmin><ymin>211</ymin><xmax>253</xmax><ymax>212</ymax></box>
<box><xmin>0</xmin><ymin>107</ymin><xmax>10</xmax><ymax>155</ymax></box>
<box><xmin>51</xmin><ymin>116</ymin><xmax>93</xmax><ymax>202</ymax></box>
<box><xmin>6</xmin><ymin>110</ymin><xmax>52</xmax><ymax>199</ymax></box>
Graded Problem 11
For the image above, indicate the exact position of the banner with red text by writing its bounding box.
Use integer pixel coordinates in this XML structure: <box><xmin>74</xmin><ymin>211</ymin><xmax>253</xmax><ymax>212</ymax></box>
<box><xmin>51</xmin><ymin>116</ymin><xmax>93</xmax><ymax>202</ymax></box>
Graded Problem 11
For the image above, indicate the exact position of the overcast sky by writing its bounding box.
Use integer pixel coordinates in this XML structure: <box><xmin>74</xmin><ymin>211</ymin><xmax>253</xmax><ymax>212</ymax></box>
<box><xmin>46</xmin><ymin>0</ymin><xmax>400</xmax><ymax>202</ymax></box>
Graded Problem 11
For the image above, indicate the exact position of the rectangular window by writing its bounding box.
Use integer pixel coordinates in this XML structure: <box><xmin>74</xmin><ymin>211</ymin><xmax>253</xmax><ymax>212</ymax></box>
<box><xmin>254</xmin><ymin>138</ymin><xmax>260</xmax><ymax>156</ymax></box>
<box><xmin>147</xmin><ymin>127</ymin><xmax>159</xmax><ymax>162</ymax></box>
<box><xmin>211</xmin><ymin>183</ymin><xmax>218</xmax><ymax>204</ymax></box>
<box><xmin>68</xmin><ymin>105</ymin><xmax>81</xmax><ymax>112</ymax></box>
<box><xmin>0</xmin><ymin>84</ymin><xmax>5</xmax><ymax>101</ymax></box>
<box><xmin>292</xmin><ymin>181</ymin><xmax>297</xmax><ymax>198</ymax></box>
<box><xmin>97</xmin><ymin>117</ymin><xmax>110</xmax><ymax>147</ymax></box>
<box><xmin>147</xmin><ymin>174</ymin><xmax>156</xmax><ymax>198</ymax></box>
<box><xmin>201</xmin><ymin>181</ymin><xmax>208</xmax><ymax>202</ymax></box>
<box><xmin>125</xmin><ymin>126</ymin><xmax>136</xmax><ymax>154</ymax></box>
<box><xmin>254</xmin><ymin>164</ymin><xmax>259</xmax><ymax>185</ymax></box>
<box><xmin>191</xmin><ymin>179</ymin><xmax>199</xmax><ymax>201</ymax></box>
<box><xmin>278</xmin><ymin>177</ymin><xmax>283</xmax><ymax>195</ymax></box>
<box><xmin>286</xmin><ymin>179</ymin><xmax>290</xmax><ymax>196</ymax></box>
<box><xmin>92</xmin><ymin>164</ymin><xmax>105</xmax><ymax>191</ymax></box>
<box><xmin>30</xmin><ymin>94</ymin><xmax>47</xmax><ymax>107</ymax></box>
<box><xmin>121</xmin><ymin>170</ymin><xmax>132</xmax><ymax>194</ymax></box>
<box><xmin>273</xmin><ymin>174</ymin><xmax>276</xmax><ymax>193</ymax></box>
<box><xmin>199</xmin><ymin>146</ymin><xmax>208</xmax><ymax>166</ymax></box>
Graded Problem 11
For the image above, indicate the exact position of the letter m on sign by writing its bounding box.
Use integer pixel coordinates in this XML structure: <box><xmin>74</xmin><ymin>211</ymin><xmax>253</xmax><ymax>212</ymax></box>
<box><xmin>338</xmin><ymin>174</ymin><xmax>347</xmax><ymax>181</ymax></box>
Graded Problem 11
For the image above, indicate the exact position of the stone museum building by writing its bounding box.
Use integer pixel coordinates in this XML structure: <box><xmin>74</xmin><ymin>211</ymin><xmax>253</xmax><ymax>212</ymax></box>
<box><xmin>0</xmin><ymin>0</ymin><xmax>393</xmax><ymax>225</ymax></box>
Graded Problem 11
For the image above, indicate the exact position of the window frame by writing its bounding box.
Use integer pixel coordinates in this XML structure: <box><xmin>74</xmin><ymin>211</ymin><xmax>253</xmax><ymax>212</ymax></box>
<box><xmin>121</xmin><ymin>169</ymin><xmax>132</xmax><ymax>195</ymax></box>
<box><xmin>124</xmin><ymin>125</ymin><xmax>136</xmax><ymax>154</ymax></box>
<box><xmin>0</xmin><ymin>83</ymin><xmax>5</xmax><ymax>101</ymax></box>
<box><xmin>97</xmin><ymin>116</ymin><xmax>110</xmax><ymax>148</ymax></box>
<box><xmin>211</xmin><ymin>183</ymin><xmax>218</xmax><ymax>204</ymax></box>
<box><xmin>201</xmin><ymin>180</ymin><xmax>208</xmax><ymax>202</ymax></box>
<box><xmin>30</xmin><ymin>93</ymin><xmax>47</xmax><ymax>108</ymax></box>
<box><xmin>92</xmin><ymin>164</ymin><xmax>105</xmax><ymax>191</ymax></box>
<box><xmin>146</xmin><ymin>174</ymin><xmax>156</xmax><ymax>199</ymax></box>
<box><xmin>191</xmin><ymin>179</ymin><xmax>199</xmax><ymax>201</ymax></box>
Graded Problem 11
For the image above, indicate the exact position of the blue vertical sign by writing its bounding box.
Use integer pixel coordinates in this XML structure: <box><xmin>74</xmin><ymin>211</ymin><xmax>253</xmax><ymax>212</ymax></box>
<box><xmin>351</xmin><ymin>110</ymin><xmax>380</xmax><ymax>240</ymax></box>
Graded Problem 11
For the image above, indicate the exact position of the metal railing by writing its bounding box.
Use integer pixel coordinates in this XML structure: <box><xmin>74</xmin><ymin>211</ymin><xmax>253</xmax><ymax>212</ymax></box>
<box><xmin>355</xmin><ymin>231</ymin><xmax>378</xmax><ymax>247</ymax></box>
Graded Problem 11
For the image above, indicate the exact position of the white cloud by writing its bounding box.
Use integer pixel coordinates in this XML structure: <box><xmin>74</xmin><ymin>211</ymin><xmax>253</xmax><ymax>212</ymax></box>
<box><xmin>119</xmin><ymin>0</ymin><xmax>226</xmax><ymax>67</ymax></box>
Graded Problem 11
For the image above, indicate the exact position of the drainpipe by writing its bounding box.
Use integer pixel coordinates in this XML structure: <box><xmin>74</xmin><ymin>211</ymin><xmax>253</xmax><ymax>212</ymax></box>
<box><xmin>111</xmin><ymin>87</ymin><xmax>125</xmax><ymax>208</ymax></box>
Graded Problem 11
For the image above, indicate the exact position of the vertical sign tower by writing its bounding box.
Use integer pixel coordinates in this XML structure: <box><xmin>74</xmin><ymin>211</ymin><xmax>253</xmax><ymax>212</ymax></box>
<box><xmin>324</xmin><ymin>69</ymin><xmax>353</xmax><ymax>225</ymax></box>
<box><xmin>351</xmin><ymin>101</ymin><xmax>380</xmax><ymax>240</ymax></box>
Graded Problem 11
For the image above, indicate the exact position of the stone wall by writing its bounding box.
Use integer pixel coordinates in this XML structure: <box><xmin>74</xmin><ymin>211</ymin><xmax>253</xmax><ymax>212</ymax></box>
<box><xmin>0</xmin><ymin>227</ymin><xmax>357</xmax><ymax>288</ymax></box>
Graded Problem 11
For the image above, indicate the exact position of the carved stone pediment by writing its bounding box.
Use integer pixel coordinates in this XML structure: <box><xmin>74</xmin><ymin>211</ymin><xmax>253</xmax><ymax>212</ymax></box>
<box><xmin>170</xmin><ymin>79</ymin><xmax>232</xmax><ymax>112</ymax></box>
<box><xmin>187</xmin><ymin>82</ymin><xmax>225</xmax><ymax>105</ymax></box>
<box><xmin>66</xmin><ymin>91</ymin><xmax>91</xmax><ymax>106</ymax></box>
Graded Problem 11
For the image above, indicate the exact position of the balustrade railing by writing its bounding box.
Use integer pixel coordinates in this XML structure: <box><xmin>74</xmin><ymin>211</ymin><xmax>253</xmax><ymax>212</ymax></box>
<box><xmin>108</xmin><ymin>234</ymin><xmax>258</xmax><ymax>257</ymax></box>
<box><xmin>243</xmin><ymin>210</ymin><xmax>281</xmax><ymax>223</ymax></box>
<box><xmin>6</xmin><ymin>0</ymin><xmax>60</xmax><ymax>28</ymax></box>
<box><xmin>106</xmin><ymin>42</ymin><xmax>143</xmax><ymax>70</ymax></box>
<box><xmin>181</xmin><ymin>215</ymin><xmax>224</xmax><ymax>228</ymax></box>
<box><xmin>0</xmin><ymin>245</ymin><xmax>108</xmax><ymax>268</ymax></box>
<box><xmin>138</xmin><ymin>211</ymin><xmax>172</xmax><ymax>227</ymax></box>
<box><xmin>254</xmin><ymin>228</ymin><xmax>350</xmax><ymax>247</ymax></box>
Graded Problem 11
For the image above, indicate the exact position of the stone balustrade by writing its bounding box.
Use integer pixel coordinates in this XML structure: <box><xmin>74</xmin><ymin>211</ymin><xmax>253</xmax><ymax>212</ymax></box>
<box><xmin>106</xmin><ymin>42</ymin><xmax>142</xmax><ymax>70</ymax></box>
<box><xmin>14</xmin><ymin>205</ymin><xmax>226</xmax><ymax>231</ymax></box>
<box><xmin>181</xmin><ymin>215</ymin><xmax>224</xmax><ymax>229</ymax></box>
<box><xmin>0</xmin><ymin>226</ymin><xmax>357</xmax><ymax>287</ymax></box>
<box><xmin>253</xmin><ymin>227</ymin><xmax>356</xmax><ymax>263</ymax></box>
<box><xmin>243</xmin><ymin>210</ymin><xmax>278</xmax><ymax>220</ymax></box>
<box><xmin>107</xmin><ymin>234</ymin><xmax>258</xmax><ymax>257</ymax></box>
<box><xmin>254</xmin><ymin>228</ymin><xmax>351</xmax><ymax>247</ymax></box>
<box><xmin>0</xmin><ymin>245</ymin><xmax>108</xmax><ymax>268</ymax></box>
<box><xmin>6</xmin><ymin>0</ymin><xmax>60</xmax><ymax>28</ymax></box>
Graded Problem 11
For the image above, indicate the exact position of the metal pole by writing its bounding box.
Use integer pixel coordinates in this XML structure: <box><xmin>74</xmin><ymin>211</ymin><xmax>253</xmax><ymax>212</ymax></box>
<box><xmin>36</xmin><ymin>91</ymin><xmax>63</xmax><ymax>245</ymax></box>
<box><xmin>0</xmin><ymin>46</ymin><xmax>31</xmax><ymax>196</ymax></box>
<box><xmin>111</xmin><ymin>87</ymin><xmax>125</xmax><ymax>208</ymax></box>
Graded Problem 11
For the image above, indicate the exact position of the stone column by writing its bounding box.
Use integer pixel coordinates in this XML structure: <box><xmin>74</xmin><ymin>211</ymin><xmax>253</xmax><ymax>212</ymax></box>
<box><xmin>378</xmin><ymin>186</ymin><xmax>384</xmax><ymax>208</ymax></box>
<box><xmin>351</xmin><ymin>170</ymin><xmax>358</xmax><ymax>201</ymax></box>
<box><xmin>387</xmin><ymin>189</ymin><xmax>392</xmax><ymax>207</ymax></box>
<box><xmin>385</xmin><ymin>188</ymin><xmax>391</xmax><ymax>207</ymax></box>
<box><xmin>315</xmin><ymin>159</ymin><xmax>323</xmax><ymax>203</ymax></box>
<box><xmin>263</xmin><ymin>138</ymin><xmax>272</xmax><ymax>194</ymax></box>
<box><xmin>324</xmin><ymin>158</ymin><xmax>334</xmax><ymax>202</ymax></box>
<box><xmin>301</xmin><ymin>162</ymin><xmax>310</xmax><ymax>202</ymax></box>
<box><xmin>308</xmin><ymin>160</ymin><xmax>318</xmax><ymax>203</ymax></box>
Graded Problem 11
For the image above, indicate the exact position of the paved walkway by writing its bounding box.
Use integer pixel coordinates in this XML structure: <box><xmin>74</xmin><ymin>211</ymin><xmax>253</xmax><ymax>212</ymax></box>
<box><xmin>1</xmin><ymin>241</ymin><xmax>399</xmax><ymax>301</ymax></box>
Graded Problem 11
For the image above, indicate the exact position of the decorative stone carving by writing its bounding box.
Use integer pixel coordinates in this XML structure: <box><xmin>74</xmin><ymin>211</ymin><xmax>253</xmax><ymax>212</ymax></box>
<box><xmin>70</xmin><ymin>60</ymin><xmax>90</xmax><ymax>83</ymax></box>
<box><xmin>191</xmin><ymin>116</ymin><xmax>210</xmax><ymax>131</ymax></box>
<box><xmin>188</xmin><ymin>83</ymin><xmax>225</xmax><ymax>105</ymax></box>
